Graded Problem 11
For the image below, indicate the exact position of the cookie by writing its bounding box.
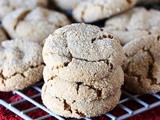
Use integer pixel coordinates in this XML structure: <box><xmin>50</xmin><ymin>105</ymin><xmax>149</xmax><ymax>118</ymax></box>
<box><xmin>72</xmin><ymin>0</ymin><xmax>137</xmax><ymax>23</ymax></box>
<box><xmin>43</xmin><ymin>23</ymin><xmax>125</xmax><ymax>70</ymax></box>
<box><xmin>0</xmin><ymin>39</ymin><xmax>43</xmax><ymax>91</ymax></box>
<box><xmin>123</xmin><ymin>35</ymin><xmax>160</xmax><ymax>94</ymax></box>
<box><xmin>0</xmin><ymin>0</ymin><xmax>48</xmax><ymax>20</ymax></box>
<box><xmin>51</xmin><ymin>0</ymin><xmax>86</xmax><ymax>10</ymax></box>
<box><xmin>2</xmin><ymin>7</ymin><xmax>70</xmax><ymax>45</ymax></box>
<box><xmin>42</xmin><ymin>23</ymin><xmax>125</xmax><ymax>118</ymax></box>
<box><xmin>105</xmin><ymin>7</ymin><xmax>160</xmax><ymax>45</ymax></box>
<box><xmin>103</xmin><ymin>28</ymin><xmax>160</xmax><ymax>45</ymax></box>
<box><xmin>0</xmin><ymin>27</ymin><xmax>7</xmax><ymax>42</ymax></box>
<box><xmin>43</xmin><ymin>66</ymin><xmax>124</xmax><ymax>101</ymax></box>
<box><xmin>42</xmin><ymin>84</ymin><xmax>121</xmax><ymax>118</ymax></box>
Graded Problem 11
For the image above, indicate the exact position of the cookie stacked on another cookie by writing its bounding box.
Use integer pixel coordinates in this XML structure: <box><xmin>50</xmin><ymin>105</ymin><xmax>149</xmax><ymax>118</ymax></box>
<box><xmin>42</xmin><ymin>23</ymin><xmax>125</xmax><ymax>118</ymax></box>
<box><xmin>0</xmin><ymin>39</ymin><xmax>44</xmax><ymax>91</ymax></box>
<box><xmin>104</xmin><ymin>7</ymin><xmax>160</xmax><ymax>45</ymax></box>
<box><xmin>2</xmin><ymin>7</ymin><xmax>70</xmax><ymax>46</ymax></box>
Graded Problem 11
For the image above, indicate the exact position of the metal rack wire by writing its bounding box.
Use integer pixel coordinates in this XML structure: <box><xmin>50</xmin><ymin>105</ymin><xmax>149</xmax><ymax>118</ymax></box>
<box><xmin>0</xmin><ymin>81</ymin><xmax>160</xmax><ymax>120</ymax></box>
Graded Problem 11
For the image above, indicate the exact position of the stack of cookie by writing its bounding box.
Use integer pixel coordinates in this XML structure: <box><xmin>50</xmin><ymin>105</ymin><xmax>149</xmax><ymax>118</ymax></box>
<box><xmin>42</xmin><ymin>23</ymin><xmax>125</xmax><ymax>118</ymax></box>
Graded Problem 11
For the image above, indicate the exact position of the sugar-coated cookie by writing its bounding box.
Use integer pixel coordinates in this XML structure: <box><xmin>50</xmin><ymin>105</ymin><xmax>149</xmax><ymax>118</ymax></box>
<box><xmin>43</xmin><ymin>23</ymin><xmax>125</xmax><ymax>70</ymax></box>
<box><xmin>105</xmin><ymin>7</ymin><xmax>160</xmax><ymax>45</ymax></box>
<box><xmin>51</xmin><ymin>0</ymin><xmax>86</xmax><ymax>10</ymax></box>
<box><xmin>73</xmin><ymin>0</ymin><xmax>137</xmax><ymax>23</ymax></box>
<box><xmin>42</xmin><ymin>23</ymin><xmax>125</xmax><ymax>118</ymax></box>
<box><xmin>2</xmin><ymin>7</ymin><xmax>70</xmax><ymax>46</ymax></box>
<box><xmin>0</xmin><ymin>39</ymin><xmax>44</xmax><ymax>91</ymax></box>
<box><xmin>0</xmin><ymin>0</ymin><xmax>48</xmax><ymax>20</ymax></box>
<box><xmin>42</xmin><ymin>84</ymin><xmax>121</xmax><ymax>118</ymax></box>
<box><xmin>43</xmin><ymin>66</ymin><xmax>124</xmax><ymax>100</ymax></box>
<box><xmin>123</xmin><ymin>35</ymin><xmax>160</xmax><ymax>94</ymax></box>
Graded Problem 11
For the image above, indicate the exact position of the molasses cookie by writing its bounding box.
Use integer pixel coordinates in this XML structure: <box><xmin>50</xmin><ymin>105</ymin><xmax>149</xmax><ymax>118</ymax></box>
<box><xmin>0</xmin><ymin>0</ymin><xmax>48</xmax><ymax>20</ymax></box>
<box><xmin>123</xmin><ymin>35</ymin><xmax>160</xmax><ymax>94</ymax></box>
<box><xmin>2</xmin><ymin>7</ymin><xmax>70</xmax><ymax>45</ymax></box>
<box><xmin>73</xmin><ymin>0</ymin><xmax>137</xmax><ymax>23</ymax></box>
<box><xmin>42</xmin><ymin>84</ymin><xmax>121</xmax><ymax>118</ymax></box>
<box><xmin>105</xmin><ymin>7</ymin><xmax>160</xmax><ymax>45</ymax></box>
<box><xmin>42</xmin><ymin>23</ymin><xmax>125</xmax><ymax>118</ymax></box>
<box><xmin>0</xmin><ymin>39</ymin><xmax>43</xmax><ymax>91</ymax></box>
<box><xmin>51</xmin><ymin>0</ymin><xmax>86</xmax><ymax>10</ymax></box>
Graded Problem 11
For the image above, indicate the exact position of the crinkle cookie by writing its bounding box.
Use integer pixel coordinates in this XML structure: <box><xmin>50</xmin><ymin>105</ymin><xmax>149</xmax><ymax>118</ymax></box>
<box><xmin>0</xmin><ymin>0</ymin><xmax>48</xmax><ymax>20</ymax></box>
<box><xmin>2</xmin><ymin>7</ymin><xmax>70</xmax><ymax>46</ymax></box>
<box><xmin>105</xmin><ymin>7</ymin><xmax>160</xmax><ymax>45</ymax></box>
<box><xmin>0</xmin><ymin>39</ymin><xmax>44</xmax><ymax>92</ymax></box>
<box><xmin>0</xmin><ymin>28</ymin><xmax>7</xmax><ymax>42</ymax></box>
<box><xmin>42</xmin><ymin>23</ymin><xmax>125</xmax><ymax>118</ymax></box>
<box><xmin>43</xmin><ymin>23</ymin><xmax>125</xmax><ymax>70</ymax></box>
<box><xmin>43</xmin><ymin>66</ymin><xmax>124</xmax><ymax>100</ymax></box>
<box><xmin>103</xmin><ymin>27</ymin><xmax>160</xmax><ymax>45</ymax></box>
<box><xmin>123</xmin><ymin>35</ymin><xmax>160</xmax><ymax>94</ymax></box>
<box><xmin>72</xmin><ymin>0</ymin><xmax>137</xmax><ymax>23</ymax></box>
<box><xmin>51</xmin><ymin>0</ymin><xmax>86</xmax><ymax>10</ymax></box>
<box><xmin>42</xmin><ymin>84</ymin><xmax>121</xmax><ymax>118</ymax></box>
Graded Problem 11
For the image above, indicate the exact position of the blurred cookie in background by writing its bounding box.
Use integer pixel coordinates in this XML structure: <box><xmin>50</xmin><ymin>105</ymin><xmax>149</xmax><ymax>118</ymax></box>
<box><xmin>104</xmin><ymin>7</ymin><xmax>160</xmax><ymax>45</ymax></box>
<box><xmin>0</xmin><ymin>0</ymin><xmax>48</xmax><ymax>20</ymax></box>
<box><xmin>51</xmin><ymin>0</ymin><xmax>86</xmax><ymax>11</ymax></box>
<box><xmin>2</xmin><ymin>7</ymin><xmax>70</xmax><ymax>46</ymax></box>
<box><xmin>72</xmin><ymin>0</ymin><xmax>137</xmax><ymax>23</ymax></box>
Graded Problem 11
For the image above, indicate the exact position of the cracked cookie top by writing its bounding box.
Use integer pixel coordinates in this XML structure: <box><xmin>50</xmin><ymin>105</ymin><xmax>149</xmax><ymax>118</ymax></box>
<box><xmin>123</xmin><ymin>35</ymin><xmax>160</xmax><ymax>93</ymax></box>
<box><xmin>0</xmin><ymin>39</ymin><xmax>43</xmax><ymax>78</ymax></box>
<box><xmin>51</xmin><ymin>0</ymin><xmax>86</xmax><ymax>10</ymax></box>
<box><xmin>103</xmin><ymin>27</ymin><xmax>160</xmax><ymax>45</ymax></box>
<box><xmin>43</xmin><ymin>23</ymin><xmax>125</xmax><ymax>70</ymax></box>
<box><xmin>0</xmin><ymin>0</ymin><xmax>48</xmax><ymax>20</ymax></box>
<box><xmin>0</xmin><ymin>27</ymin><xmax>7</xmax><ymax>43</ymax></box>
<box><xmin>2</xmin><ymin>7</ymin><xmax>70</xmax><ymax>45</ymax></box>
<box><xmin>105</xmin><ymin>7</ymin><xmax>160</xmax><ymax>31</ymax></box>
<box><xmin>105</xmin><ymin>7</ymin><xmax>160</xmax><ymax>45</ymax></box>
<box><xmin>43</xmin><ymin>66</ymin><xmax>124</xmax><ymax>101</ymax></box>
<box><xmin>42</xmin><ymin>84</ymin><xmax>121</xmax><ymax>118</ymax></box>
<box><xmin>0</xmin><ymin>39</ymin><xmax>44</xmax><ymax>91</ymax></box>
<box><xmin>72</xmin><ymin>0</ymin><xmax>137</xmax><ymax>23</ymax></box>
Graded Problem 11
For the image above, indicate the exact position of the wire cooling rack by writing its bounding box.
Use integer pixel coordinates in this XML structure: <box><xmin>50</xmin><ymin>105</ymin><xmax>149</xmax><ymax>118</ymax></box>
<box><xmin>0</xmin><ymin>81</ymin><xmax>160</xmax><ymax>120</ymax></box>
